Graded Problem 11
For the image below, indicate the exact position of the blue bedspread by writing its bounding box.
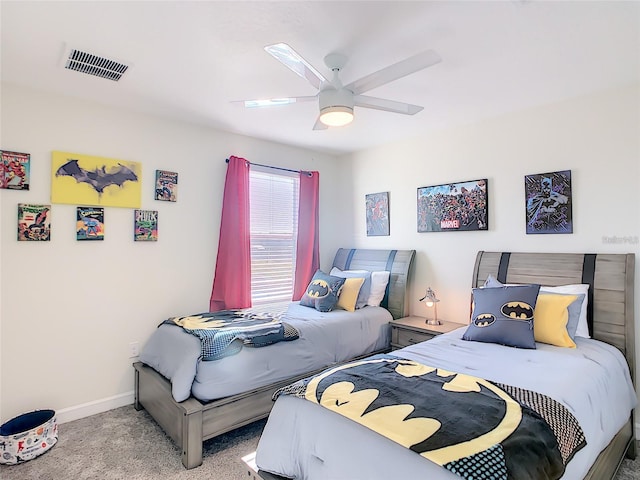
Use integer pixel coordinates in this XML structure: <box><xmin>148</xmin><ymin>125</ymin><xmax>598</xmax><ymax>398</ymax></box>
<box><xmin>162</xmin><ymin>307</ymin><xmax>299</xmax><ymax>361</ymax></box>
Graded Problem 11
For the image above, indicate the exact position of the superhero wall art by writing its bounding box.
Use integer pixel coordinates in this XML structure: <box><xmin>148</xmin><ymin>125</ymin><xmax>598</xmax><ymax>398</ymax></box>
<box><xmin>51</xmin><ymin>151</ymin><xmax>141</xmax><ymax>208</ymax></box>
<box><xmin>524</xmin><ymin>170</ymin><xmax>573</xmax><ymax>234</ymax></box>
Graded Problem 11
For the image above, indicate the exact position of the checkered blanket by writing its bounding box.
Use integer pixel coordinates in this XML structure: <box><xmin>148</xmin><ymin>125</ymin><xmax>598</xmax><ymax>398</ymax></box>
<box><xmin>163</xmin><ymin>303</ymin><xmax>298</xmax><ymax>361</ymax></box>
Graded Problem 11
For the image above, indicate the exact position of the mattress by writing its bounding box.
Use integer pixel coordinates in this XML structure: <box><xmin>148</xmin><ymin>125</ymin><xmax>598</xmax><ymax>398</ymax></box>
<box><xmin>255</xmin><ymin>327</ymin><xmax>637</xmax><ymax>480</ymax></box>
<box><xmin>139</xmin><ymin>302</ymin><xmax>392</xmax><ymax>402</ymax></box>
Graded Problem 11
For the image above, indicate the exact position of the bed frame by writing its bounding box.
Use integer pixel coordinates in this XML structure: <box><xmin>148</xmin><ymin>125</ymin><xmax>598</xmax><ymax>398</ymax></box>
<box><xmin>133</xmin><ymin>248</ymin><xmax>415</xmax><ymax>469</ymax></box>
<box><xmin>472</xmin><ymin>251</ymin><xmax>636</xmax><ymax>479</ymax></box>
<box><xmin>250</xmin><ymin>250</ymin><xmax>636</xmax><ymax>480</ymax></box>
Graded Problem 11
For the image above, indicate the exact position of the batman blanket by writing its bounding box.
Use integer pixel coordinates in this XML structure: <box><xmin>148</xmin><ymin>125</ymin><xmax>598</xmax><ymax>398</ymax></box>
<box><xmin>163</xmin><ymin>306</ymin><xmax>298</xmax><ymax>361</ymax></box>
<box><xmin>274</xmin><ymin>354</ymin><xmax>586</xmax><ymax>480</ymax></box>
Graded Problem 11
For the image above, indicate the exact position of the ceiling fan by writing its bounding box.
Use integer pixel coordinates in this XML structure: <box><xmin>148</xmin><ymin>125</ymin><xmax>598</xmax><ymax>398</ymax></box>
<box><xmin>238</xmin><ymin>43</ymin><xmax>442</xmax><ymax>130</ymax></box>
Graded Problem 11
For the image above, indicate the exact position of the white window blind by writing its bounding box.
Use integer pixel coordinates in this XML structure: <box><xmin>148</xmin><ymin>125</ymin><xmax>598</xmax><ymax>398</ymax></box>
<box><xmin>249</xmin><ymin>166</ymin><xmax>299</xmax><ymax>305</ymax></box>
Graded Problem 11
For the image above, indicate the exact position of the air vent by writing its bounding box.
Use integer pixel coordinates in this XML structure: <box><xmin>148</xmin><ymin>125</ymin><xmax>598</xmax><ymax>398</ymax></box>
<box><xmin>64</xmin><ymin>49</ymin><xmax>129</xmax><ymax>81</ymax></box>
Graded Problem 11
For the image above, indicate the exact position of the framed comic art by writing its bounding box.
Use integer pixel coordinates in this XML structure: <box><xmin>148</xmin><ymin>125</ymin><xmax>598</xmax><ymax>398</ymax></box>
<box><xmin>365</xmin><ymin>192</ymin><xmax>390</xmax><ymax>236</ymax></box>
<box><xmin>417</xmin><ymin>179</ymin><xmax>488</xmax><ymax>232</ymax></box>
<box><xmin>17</xmin><ymin>204</ymin><xmax>51</xmax><ymax>241</ymax></box>
<box><xmin>76</xmin><ymin>207</ymin><xmax>105</xmax><ymax>241</ymax></box>
<box><xmin>134</xmin><ymin>209</ymin><xmax>158</xmax><ymax>241</ymax></box>
<box><xmin>155</xmin><ymin>170</ymin><xmax>178</xmax><ymax>202</ymax></box>
<box><xmin>525</xmin><ymin>170</ymin><xmax>572</xmax><ymax>234</ymax></box>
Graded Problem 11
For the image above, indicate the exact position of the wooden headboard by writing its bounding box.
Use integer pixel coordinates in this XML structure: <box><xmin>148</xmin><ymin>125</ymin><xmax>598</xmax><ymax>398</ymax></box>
<box><xmin>332</xmin><ymin>248</ymin><xmax>416</xmax><ymax>320</ymax></box>
<box><xmin>471</xmin><ymin>251</ymin><xmax>636</xmax><ymax>383</ymax></box>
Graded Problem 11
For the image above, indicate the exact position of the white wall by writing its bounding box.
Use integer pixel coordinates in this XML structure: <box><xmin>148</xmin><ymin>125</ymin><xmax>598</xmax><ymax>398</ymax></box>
<box><xmin>0</xmin><ymin>83</ymin><xmax>343</xmax><ymax>423</ymax></box>
<box><xmin>342</xmin><ymin>83</ymin><xmax>640</xmax><ymax>431</ymax></box>
<box><xmin>2</xmin><ymin>82</ymin><xmax>638</xmax><ymax>432</ymax></box>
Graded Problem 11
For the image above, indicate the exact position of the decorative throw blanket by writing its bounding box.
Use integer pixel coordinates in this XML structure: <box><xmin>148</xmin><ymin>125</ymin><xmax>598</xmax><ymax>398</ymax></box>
<box><xmin>274</xmin><ymin>354</ymin><xmax>586</xmax><ymax>480</ymax></box>
<box><xmin>163</xmin><ymin>304</ymin><xmax>298</xmax><ymax>361</ymax></box>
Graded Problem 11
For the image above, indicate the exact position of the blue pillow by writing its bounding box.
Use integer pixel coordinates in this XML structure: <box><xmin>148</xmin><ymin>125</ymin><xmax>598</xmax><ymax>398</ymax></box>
<box><xmin>463</xmin><ymin>284</ymin><xmax>541</xmax><ymax>349</ymax></box>
<box><xmin>300</xmin><ymin>270</ymin><xmax>345</xmax><ymax>312</ymax></box>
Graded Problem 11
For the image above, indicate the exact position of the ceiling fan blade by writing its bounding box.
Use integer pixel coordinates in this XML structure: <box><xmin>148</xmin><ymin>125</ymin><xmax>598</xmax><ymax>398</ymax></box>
<box><xmin>346</xmin><ymin>50</ymin><xmax>441</xmax><ymax>95</ymax></box>
<box><xmin>313</xmin><ymin>116</ymin><xmax>329</xmax><ymax>130</ymax></box>
<box><xmin>232</xmin><ymin>96</ymin><xmax>317</xmax><ymax>108</ymax></box>
<box><xmin>354</xmin><ymin>95</ymin><xmax>424</xmax><ymax>115</ymax></box>
<box><xmin>265</xmin><ymin>43</ymin><xmax>327</xmax><ymax>90</ymax></box>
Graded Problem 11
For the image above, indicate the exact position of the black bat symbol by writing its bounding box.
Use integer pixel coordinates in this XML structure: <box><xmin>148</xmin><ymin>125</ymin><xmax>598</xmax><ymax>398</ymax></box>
<box><xmin>56</xmin><ymin>160</ymin><xmax>138</xmax><ymax>195</ymax></box>
<box><xmin>501</xmin><ymin>302</ymin><xmax>534</xmax><ymax>320</ymax></box>
<box><xmin>473</xmin><ymin>313</ymin><xmax>496</xmax><ymax>327</ymax></box>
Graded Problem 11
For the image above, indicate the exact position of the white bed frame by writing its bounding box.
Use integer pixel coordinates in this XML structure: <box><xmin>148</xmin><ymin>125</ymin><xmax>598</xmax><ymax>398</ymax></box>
<box><xmin>252</xmin><ymin>250</ymin><xmax>636</xmax><ymax>480</ymax></box>
<box><xmin>133</xmin><ymin>248</ymin><xmax>415</xmax><ymax>469</ymax></box>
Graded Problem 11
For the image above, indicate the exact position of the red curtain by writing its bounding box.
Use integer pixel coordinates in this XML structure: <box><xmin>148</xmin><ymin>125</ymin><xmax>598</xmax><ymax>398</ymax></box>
<box><xmin>209</xmin><ymin>156</ymin><xmax>252</xmax><ymax>311</ymax></box>
<box><xmin>292</xmin><ymin>171</ymin><xmax>320</xmax><ymax>300</ymax></box>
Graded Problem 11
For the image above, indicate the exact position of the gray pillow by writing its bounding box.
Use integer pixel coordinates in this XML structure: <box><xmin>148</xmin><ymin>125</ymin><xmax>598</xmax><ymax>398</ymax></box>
<box><xmin>463</xmin><ymin>284</ymin><xmax>541</xmax><ymax>349</ymax></box>
<box><xmin>299</xmin><ymin>270</ymin><xmax>345</xmax><ymax>312</ymax></box>
<box><xmin>563</xmin><ymin>293</ymin><xmax>585</xmax><ymax>339</ymax></box>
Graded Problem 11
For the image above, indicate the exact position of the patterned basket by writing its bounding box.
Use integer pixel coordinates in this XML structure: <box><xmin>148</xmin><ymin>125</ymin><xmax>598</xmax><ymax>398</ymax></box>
<box><xmin>0</xmin><ymin>409</ymin><xmax>58</xmax><ymax>465</ymax></box>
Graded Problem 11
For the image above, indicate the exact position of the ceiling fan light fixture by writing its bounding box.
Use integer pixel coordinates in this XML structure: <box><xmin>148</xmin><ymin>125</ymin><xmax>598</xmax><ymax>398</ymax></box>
<box><xmin>319</xmin><ymin>105</ymin><xmax>354</xmax><ymax>127</ymax></box>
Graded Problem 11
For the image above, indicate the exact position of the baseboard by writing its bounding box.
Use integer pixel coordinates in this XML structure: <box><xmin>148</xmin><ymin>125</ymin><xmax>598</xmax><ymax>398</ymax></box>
<box><xmin>55</xmin><ymin>391</ymin><xmax>135</xmax><ymax>424</ymax></box>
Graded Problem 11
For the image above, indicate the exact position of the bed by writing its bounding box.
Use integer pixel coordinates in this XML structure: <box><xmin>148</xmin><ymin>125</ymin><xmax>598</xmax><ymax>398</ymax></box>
<box><xmin>254</xmin><ymin>251</ymin><xmax>637</xmax><ymax>480</ymax></box>
<box><xmin>133</xmin><ymin>248</ymin><xmax>415</xmax><ymax>469</ymax></box>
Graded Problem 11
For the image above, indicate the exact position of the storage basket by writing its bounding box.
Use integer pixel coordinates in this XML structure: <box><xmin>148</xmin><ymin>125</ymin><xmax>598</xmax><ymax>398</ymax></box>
<box><xmin>0</xmin><ymin>409</ymin><xmax>58</xmax><ymax>465</ymax></box>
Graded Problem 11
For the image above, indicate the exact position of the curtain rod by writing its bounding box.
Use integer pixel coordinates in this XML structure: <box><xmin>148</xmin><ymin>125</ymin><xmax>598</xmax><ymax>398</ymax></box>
<box><xmin>225</xmin><ymin>158</ymin><xmax>312</xmax><ymax>176</ymax></box>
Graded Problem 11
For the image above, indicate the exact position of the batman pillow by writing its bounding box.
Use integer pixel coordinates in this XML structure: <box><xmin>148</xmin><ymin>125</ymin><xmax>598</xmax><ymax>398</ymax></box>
<box><xmin>463</xmin><ymin>284</ymin><xmax>541</xmax><ymax>349</ymax></box>
<box><xmin>300</xmin><ymin>270</ymin><xmax>346</xmax><ymax>312</ymax></box>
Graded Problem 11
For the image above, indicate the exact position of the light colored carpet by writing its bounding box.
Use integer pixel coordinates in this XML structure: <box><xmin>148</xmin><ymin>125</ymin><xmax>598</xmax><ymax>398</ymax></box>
<box><xmin>1</xmin><ymin>405</ymin><xmax>638</xmax><ymax>479</ymax></box>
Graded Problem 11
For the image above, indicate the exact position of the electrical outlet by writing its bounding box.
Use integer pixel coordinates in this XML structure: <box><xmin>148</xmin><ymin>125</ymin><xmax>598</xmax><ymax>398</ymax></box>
<box><xmin>129</xmin><ymin>341</ymin><xmax>140</xmax><ymax>358</ymax></box>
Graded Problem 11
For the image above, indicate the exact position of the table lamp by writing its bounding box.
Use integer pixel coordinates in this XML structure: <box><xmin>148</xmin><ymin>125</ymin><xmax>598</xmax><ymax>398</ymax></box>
<box><xmin>419</xmin><ymin>287</ymin><xmax>441</xmax><ymax>325</ymax></box>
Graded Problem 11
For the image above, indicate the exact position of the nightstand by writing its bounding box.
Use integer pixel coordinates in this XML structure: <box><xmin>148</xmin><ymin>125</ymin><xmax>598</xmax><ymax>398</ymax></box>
<box><xmin>390</xmin><ymin>316</ymin><xmax>462</xmax><ymax>350</ymax></box>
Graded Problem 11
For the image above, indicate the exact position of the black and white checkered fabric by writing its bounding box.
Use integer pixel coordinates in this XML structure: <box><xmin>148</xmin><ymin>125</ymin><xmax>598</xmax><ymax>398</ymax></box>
<box><xmin>496</xmin><ymin>382</ymin><xmax>586</xmax><ymax>463</ymax></box>
<box><xmin>445</xmin><ymin>444</ymin><xmax>508</xmax><ymax>480</ymax></box>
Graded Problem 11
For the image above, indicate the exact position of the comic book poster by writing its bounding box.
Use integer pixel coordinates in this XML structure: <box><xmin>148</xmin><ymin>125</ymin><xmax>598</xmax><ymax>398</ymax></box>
<box><xmin>525</xmin><ymin>170</ymin><xmax>573</xmax><ymax>234</ymax></box>
<box><xmin>154</xmin><ymin>170</ymin><xmax>178</xmax><ymax>202</ymax></box>
<box><xmin>17</xmin><ymin>204</ymin><xmax>51</xmax><ymax>241</ymax></box>
<box><xmin>76</xmin><ymin>206</ymin><xmax>105</xmax><ymax>241</ymax></box>
<box><xmin>365</xmin><ymin>192</ymin><xmax>390</xmax><ymax>236</ymax></box>
<box><xmin>0</xmin><ymin>154</ymin><xmax>5</xmax><ymax>188</ymax></box>
<box><xmin>134</xmin><ymin>209</ymin><xmax>158</xmax><ymax>241</ymax></box>
<box><xmin>2</xmin><ymin>150</ymin><xmax>30</xmax><ymax>190</ymax></box>
<box><xmin>417</xmin><ymin>179</ymin><xmax>488</xmax><ymax>232</ymax></box>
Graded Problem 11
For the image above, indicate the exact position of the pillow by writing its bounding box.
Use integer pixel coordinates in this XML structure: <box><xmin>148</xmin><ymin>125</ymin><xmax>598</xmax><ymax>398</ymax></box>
<box><xmin>463</xmin><ymin>284</ymin><xmax>541</xmax><ymax>349</ymax></box>
<box><xmin>483</xmin><ymin>274</ymin><xmax>503</xmax><ymax>288</ymax></box>
<box><xmin>533</xmin><ymin>293</ymin><xmax>578</xmax><ymax>348</ymax></box>
<box><xmin>484</xmin><ymin>275</ymin><xmax>589</xmax><ymax>339</ymax></box>
<box><xmin>299</xmin><ymin>270</ymin><xmax>345</xmax><ymax>312</ymax></box>
<box><xmin>329</xmin><ymin>267</ymin><xmax>371</xmax><ymax>309</ymax></box>
<box><xmin>540</xmin><ymin>285</ymin><xmax>589</xmax><ymax>338</ymax></box>
<box><xmin>336</xmin><ymin>277</ymin><xmax>365</xmax><ymax>312</ymax></box>
<box><xmin>368</xmin><ymin>271</ymin><xmax>391</xmax><ymax>307</ymax></box>
<box><xmin>562</xmin><ymin>293</ymin><xmax>585</xmax><ymax>339</ymax></box>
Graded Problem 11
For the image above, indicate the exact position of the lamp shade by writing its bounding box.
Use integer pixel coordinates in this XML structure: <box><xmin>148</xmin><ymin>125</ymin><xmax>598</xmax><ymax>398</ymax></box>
<box><xmin>319</xmin><ymin>105</ymin><xmax>354</xmax><ymax>127</ymax></box>
<box><xmin>419</xmin><ymin>287</ymin><xmax>439</xmax><ymax>305</ymax></box>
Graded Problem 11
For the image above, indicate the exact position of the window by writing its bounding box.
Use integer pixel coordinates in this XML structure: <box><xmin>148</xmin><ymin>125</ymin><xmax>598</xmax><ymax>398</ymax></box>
<box><xmin>249</xmin><ymin>166</ymin><xmax>299</xmax><ymax>305</ymax></box>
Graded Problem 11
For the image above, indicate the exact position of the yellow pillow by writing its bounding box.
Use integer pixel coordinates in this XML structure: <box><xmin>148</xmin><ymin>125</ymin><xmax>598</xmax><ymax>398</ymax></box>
<box><xmin>533</xmin><ymin>294</ymin><xmax>578</xmax><ymax>348</ymax></box>
<box><xmin>337</xmin><ymin>277</ymin><xmax>365</xmax><ymax>312</ymax></box>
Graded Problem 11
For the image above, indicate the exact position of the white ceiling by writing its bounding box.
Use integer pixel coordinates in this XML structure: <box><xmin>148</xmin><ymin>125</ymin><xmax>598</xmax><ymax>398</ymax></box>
<box><xmin>2</xmin><ymin>1</ymin><xmax>639</xmax><ymax>155</ymax></box>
